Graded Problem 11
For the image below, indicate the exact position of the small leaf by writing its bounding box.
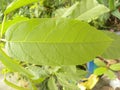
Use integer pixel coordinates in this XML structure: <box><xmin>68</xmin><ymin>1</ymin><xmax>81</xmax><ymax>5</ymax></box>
<box><xmin>4</xmin><ymin>0</ymin><xmax>39</xmax><ymax>14</ymax></box>
<box><xmin>94</xmin><ymin>67</ymin><xmax>107</xmax><ymax>76</ymax></box>
<box><xmin>104</xmin><ymin>70</ymin><xmax>116</xmax><ymax>79</ymax></box>
<box><xmin>48</xmin><ymin>76</ymin><xmax>58</xmax><ymax>90</ymax></box>
<box><xmin>110</xmin><ymin>63</ymin><xmax>120</xmax><ymax>71</ymax></box>
<box><xmin>94</xmin><ymin>58</ymin><xmax>106</xmax><ymax>67</ymax></box>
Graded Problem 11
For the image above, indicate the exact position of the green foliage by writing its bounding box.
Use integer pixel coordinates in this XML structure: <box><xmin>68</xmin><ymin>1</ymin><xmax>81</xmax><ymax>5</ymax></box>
<box><xmin>0</xmin><ymin>48</ymin><xmax>33</xmax><ymax>78</ymax></box>
<box><xmin>108</xmin><ymin>0</ymin><xmax>115</xmax><ymax>11</ymax></box>
<box><xmin>102</xmin><ymin>31</ymin><xmax>120</xmax><ymax>59</ymax></box>
<box><xmin>48</xmin><ymin>76</ymin><xmax>58</xmax><ymax>90</ymax></box>
<box><xmin>94</xmin><ymin>58</ymin><xmax>106</xmax><ymax>67</ymax></box>
<box><xmin>110</xmin><ymin>63</ymin><xmax>120</xmax><ymax>71</ymax></box>
<box><xmin>107</xmin><ymin>0</ymin><xmax>120</xmax><ymax>20</ymax></box>
<box><xmin>0</xmin><ymin>0</ymin><xmax>13</xmax><ymax>22</ymax></box>
<box><xmin>4</xmin><ymin>78</ymin><xmax>29</xmax><ymax>90</ymax></box>
<box><xmin>56</xmin><ymin>72</ymin><xmax>80</xmax><ymax>90</ymax></box>
<box><xmin>0</xmin><ymin>16</ymin><xmax>29</xmax><ymax>35</ymax></box>
<box><xmin>94</xmin><ymin>0</ymin><xmax>120</xmax><ymax>29</ymax></box>
<box><xmin>27</xmin><ymin>66</ymin><xmax>49</xmax><ymax>83</ymax></box>
<box><xmin>61</xmin><ymin>0</ymin><xmax>109</xmax><ymax>22</ymax></box>
<box><xmin>104</xmin><ymin>70</ymin><xmax>116</xmax><ymax>79</ymax></box>
<box><xmin>94</xmin><ymin>67</ymin><xmax>107</xmax><ymax>76</ymax></box>
<box><xmin>111</xmin><ymin>9</ymin><xmax>120</xmax><ymax>20</ymax></box>
<box><xmin>4</xmin><ymin>0</ymin><xmax>40</xmax><ymax>15</ymax></box>
<box><xmin>0</xmin><ymin>0</ymin><xmax>120</xmax><ymax>90</ymax></box>
<box><xmin>5</xmin><ymin>18</ymin><xmax>112</xmax><ymax>65</ymax></box>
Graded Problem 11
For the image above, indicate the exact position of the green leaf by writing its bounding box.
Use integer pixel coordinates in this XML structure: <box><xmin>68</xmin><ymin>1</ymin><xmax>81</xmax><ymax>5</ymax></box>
<box><xmin>112</xmin><ymin>9</ymin><xmax>120</xmax><ymax>20</ymax></box>
<box><xmin>0</xmin><ymin>16</ymin><xmax>29</xmax><ymax>35</ymax></box>
<box><xmin>58</xmin><ymin>66</ymin><xmax>87</xmax><ymax>81</ymax></box>
<box><xmin>55</xmin><ymin>8</ymin><xmax>68</xmax><ymax>18</ymax></box>
<box><xmin>48</xmin><ymin>76</ymin><xmax>58</xmax><ymax>90</ymax></box>
<box><xmin>110</xmin><ymin>63</ymin><xmax>120</xmax><ymax>71</ymax></box>
<box><xmin>104</xmin><ymin>70</ymin><xmax>116</xmax><ymax>79</ymax></box>
<box><xmin>0</xmin><ymin>48</ymin><xmax>33</xmax><ymax>78</ymax></box>
<box><xmin>43</xmin><ymin>66</ymin><xmax>61</xmax><ymax>75</ymax></box>
<box><xmin>56</xmin><ymin>73</ymin><xmax>79</xmax><ymax>90</ymax></box>
<box><xmin>4</xmin><ymin>78</ymin><xmax>29</xmax><ymax>90</ymax></box>
<box><xmin>94</xmin><ymin>67</ymin><xmax>107</xmax><ymax>75</ymax></box>
<box><xmin>5</xmin><ymin>18</ymin><xmax>112</xmax><ymax>65</ymax></box>
<box><xmin>59</xmin><ymin>66</ymin><xmax>77</xmax><ymax>74</ymax></box>
<box><xmin>62</xmin><ymin>0</ymin><xmax>109</xmax><ymax>22</ymax></box>
<box><xmin>94</xmin><ymin>58</ymin><xmax>106</xmax><ymax>67</ymax></box>
<box><xmin>108</xmin><ymin>0</ymin><xmax>115</xmax><ymax>11</ymax></box>
<box><xmin>102</xmin><ymin>31</ymin><xmax>120</xmax><ymax>59</ymax></box>
<box><xmin>56</xmin><ymin>67</ymin><xmax>87</xmax><ymax>90</ymax></box>
<box><xmin>4</xmin><ymin>0</ymin><xmax>39</xmax><ymax>14</ymax></box>
<box><xmin>27</xmin><ymin>66</ymin><xmax>49</xmax><ymax>83</ymax></box>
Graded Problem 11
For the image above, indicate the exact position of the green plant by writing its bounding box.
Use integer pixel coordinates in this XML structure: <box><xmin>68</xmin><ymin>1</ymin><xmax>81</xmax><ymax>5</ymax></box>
<box><xmin>0</xmin><ymin>0</ymin><xmax>120</xmax><ymax>90</ymax></box>
<box><xmin>91</xmin><ymin>0</ymin><xmax>120</xmax><ymax>30</ymax></box>
<box><xmin>55</xmin><ymin>0</ymin><xmax>110</xmax><ymax>22</ymax></box>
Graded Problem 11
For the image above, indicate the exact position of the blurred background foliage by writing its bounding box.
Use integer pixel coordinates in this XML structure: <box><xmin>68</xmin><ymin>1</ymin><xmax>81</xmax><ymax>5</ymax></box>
<box><xmin>0</xmin><ymin>0</ymin><xmax>120</xmax><ymax>31</ymax></box>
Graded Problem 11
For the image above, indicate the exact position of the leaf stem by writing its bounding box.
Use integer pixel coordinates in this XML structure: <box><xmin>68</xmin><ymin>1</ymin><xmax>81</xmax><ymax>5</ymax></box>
<box><xmin>1</xmin><ymin>15</ymin><xmax>6</xmax><ymax>38</ymax></box>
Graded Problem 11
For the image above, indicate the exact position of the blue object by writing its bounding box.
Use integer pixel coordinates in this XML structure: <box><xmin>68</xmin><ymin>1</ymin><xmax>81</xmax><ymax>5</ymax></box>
<box><xmin>87</xmin><ymin>61</ymin><xmax>98</xmax><ymax>77</ymax></box>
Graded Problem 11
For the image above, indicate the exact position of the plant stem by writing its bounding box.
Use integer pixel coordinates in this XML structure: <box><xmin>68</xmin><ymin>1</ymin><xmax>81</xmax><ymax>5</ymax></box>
<box><xmin>1</xmin><ymin>15</ymin><xmax>6</xmax><ymax>38</ymax></box>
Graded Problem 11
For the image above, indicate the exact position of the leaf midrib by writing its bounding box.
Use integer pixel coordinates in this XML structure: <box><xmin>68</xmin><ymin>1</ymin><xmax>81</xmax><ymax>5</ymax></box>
<box><xmin>6</xmin><ymin>41</ymin><xmax>112</xmax><ymax>44</ymax></box>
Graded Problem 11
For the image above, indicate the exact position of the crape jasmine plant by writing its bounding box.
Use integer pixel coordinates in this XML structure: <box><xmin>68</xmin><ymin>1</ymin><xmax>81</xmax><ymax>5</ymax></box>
<box><xmin>0</xmin><ymin>0</ymin><xmax>120</xmax><ymax>90</ymax></box>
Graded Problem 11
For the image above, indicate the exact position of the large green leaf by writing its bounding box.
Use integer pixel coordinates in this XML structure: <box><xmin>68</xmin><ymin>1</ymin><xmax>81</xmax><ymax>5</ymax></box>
<box><xmin>102</xmin><ymin>31</ymin><xmax>120</xmax><ymax>59</ymax></box>
<box><xmin>4</xmin><ymin>0</ymin><xmax>39</xmax><ymax>14</ymax></box>
<box><xmin>62</xmin><ymin>0</ymin><xmax>109</xmax><ymax>22</ymax></box>
<box><xmin>5</xmin><ymin>18</ymin><xmax>112</xmax><ymax>65</ymax></box>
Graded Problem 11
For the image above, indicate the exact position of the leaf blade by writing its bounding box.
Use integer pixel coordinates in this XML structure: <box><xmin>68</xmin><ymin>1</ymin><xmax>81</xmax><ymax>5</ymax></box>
<box><xmin>62</xmin><ymin>0</ymin><xmax>109</xmax><ymax>22</ymax></box>
<box><xmin>110</xmin><ymin>63</ymin><xmax>120</xmax><ymax>71</ymax></box>
<box><xmin>48</xmin><ymin>76</ymin><xmax>58</xmax><ymax>90</ymax></box>
<box><xmin>0</xmin><ymin>48</ymin><xmax>33</xmax><ymax>78</ymax></box>
<box><xmin>5</xmin><ymin>18</ymin><xmax>112</xmax><ymax>65</ymax></box>
<box><xmin>94</xmin><ymin>67</ymin><xmax>107</xmax><ymax>76</ymax></box>
<box><xmin>102</xmin><ymin>31</ymin><xmax>120</xmax><ymax>59</ymax></box>
<box><xmin>4</xmin><ymin>0</ymin><xmax>39</xmax><ymax>14</ymax></box>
